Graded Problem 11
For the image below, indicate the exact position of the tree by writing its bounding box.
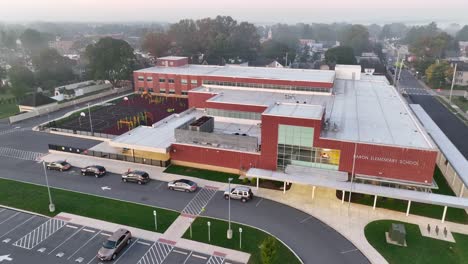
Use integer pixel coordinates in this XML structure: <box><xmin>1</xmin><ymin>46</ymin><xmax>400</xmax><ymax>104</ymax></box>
<box><xmin>260</xmin><ymin>237</ymin><xmax>277</xmax><ymax>264</ymax></box>
<box><xmin>404</xmin><ymin>22</ymin><xmax>439</xmax><ymax>46</ymax></box>
<box><xmin>325</xmin><ymin>46</ymin><xmax>356</xmax><ymax>66</ymax></box>
<box><xmin>379</xmin><ymin>23</ymin><xmax>408</xmax><ymax>40</ymax></box>
<box><xmin>455</xmin><ymin>25</ymin><xmax>468</xmax><ymax>41</ymax></box>
<box><xmin>8</xmin><ymin>65</ymin><xmax>35</xmax><ymax>98</ymax></box>
<box><xmin>260</xmin><ymin>40</ymin><xmax>296</xmax><ymax>66</ymax></box>
<box><xmin>141</xmin><ymin>32</ymin><xmax>172</xmax><ymax>58</ymax></box>
<box><xmin>341</xmin><ymin>25</ymin><xmax>370</xmax><ymax>55</ymax></box>
<box><xmin>32</xmin><ymin>48</ymin><xmax>75</xmax><ymax>90</ymax></box>
<box><xmin>410</xmin><ymin>32</ymin><xmax>455</xmax><ymax>58</ymax></box>
<box><xmin>168</xmin><ymin>19</ymin><xmax>200</xmax><ymax>57</ymax></box>
<box><xmin>85</xmin><ymin>37</ymin><xmax>136</xmax><ymax>86</ymax></box>
<box><xmin>0</xmin><ymin>30</ymin><xmax>18</xmax><ymax>49</ymax></box>
<box><xmin>20</xmin><ymin>29</ymin><xmax>48</xmax><ymax>55</ymax></box>
<box><xmin>228</xmin><ymin>22</ymin><xmax>260</xmax><ymax>62</ymax></box>
<box><xmin>425</xmin><ymin>61</ymin><xmax>453</xmax><ymax>88</ymax></box>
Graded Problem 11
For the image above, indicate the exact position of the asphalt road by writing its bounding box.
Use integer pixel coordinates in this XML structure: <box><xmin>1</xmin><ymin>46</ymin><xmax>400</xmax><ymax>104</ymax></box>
<box><xmin>0</xmin><ymin>92</ymin><xmax>369</xmax><ymax>263</ymax></box>
<box><xmin>397</xmin><ymin>70</ymin><xmax>468</xmax><ymax>159</ymax></box>
<box><xmin>0</xmin><ymin>157</ymin><xmax>369</xmax><ymax>264</ymax></box>
<box><xmin>0</xmin><ymin>208</ymin><xmax>237</xmax><ymax>264</ymax></box>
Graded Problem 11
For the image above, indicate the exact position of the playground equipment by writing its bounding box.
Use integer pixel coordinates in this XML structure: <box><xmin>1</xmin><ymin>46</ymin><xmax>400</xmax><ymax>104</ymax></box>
<box><xmin>117</xmin><ymin>112</ymin><xmax>151</xmax><ymax>131</ymax></box>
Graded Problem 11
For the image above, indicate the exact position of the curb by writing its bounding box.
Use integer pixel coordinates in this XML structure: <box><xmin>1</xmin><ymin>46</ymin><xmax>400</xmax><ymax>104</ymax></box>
<box><xmin>0</xmin><ymin>204</ymin><xmax>50</xmax><ymax>218</ymax></box>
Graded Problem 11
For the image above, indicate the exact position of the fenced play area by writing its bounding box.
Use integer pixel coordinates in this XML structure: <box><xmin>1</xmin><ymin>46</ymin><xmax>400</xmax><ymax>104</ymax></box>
<box><xmin>47</xmin><ymin>93</ymin><xmax>188</xmax><ymax>135</ymax></box>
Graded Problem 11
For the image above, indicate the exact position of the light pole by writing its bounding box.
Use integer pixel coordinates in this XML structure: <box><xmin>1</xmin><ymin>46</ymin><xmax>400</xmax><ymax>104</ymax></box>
<box><xmin>42</xmin><ymin>161</ymin><xmax>55</xmax><ymax>212</ymax></box>
<box><xmin>153</xmin><ymin>210</ymin><xmax>158</xmax><ymax>231</ymax></box>
<box><xmin>449</xmin><ymin>63</ymin><xmax>458</xmax><ymax>103</ymax></box>
<box><xmin>207</xmin><ymin>221</ymin><xmax>211</xmax><ymax>242</ymax></box>
<box><xmin>189</xmin><ymin>219</ymin><xmax>193</xmax><ymax>238</ymax></box>
<box><xmin>227</xmin><ymin>177</ymin><xmax>233</xmax><ymax>239</ymax></box>
<box><xmin>87</xmin><ymin>103</ymin><xmax>93</xmax><ymax>135</ymax></box>
<box><xmin>239</xmin><ymin>227</ymin><xmax>243</xmax><ymax>249</ymax></box>
<box><xmin>79</xmin><ymin>112</ymin><xmax>85</xmax><ymax>127</ymax></box>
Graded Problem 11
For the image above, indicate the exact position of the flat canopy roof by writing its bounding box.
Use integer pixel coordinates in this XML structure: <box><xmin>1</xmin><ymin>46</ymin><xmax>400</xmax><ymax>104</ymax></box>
<box><xmin>410</xmin><ymin>104</ymin><xmax>468</xmax><ymax>186</ymax></box>
<box><xmin>322</xmin><ymin>75</ymin><xmax>434</xmax><ymax>149</ymax></box>
<box><xmin>135</xmin><ymin>65</ymin><xmax>336</xmax><ymax>84</ymax></box>
<box><xmin>264</xmin><ymin>103</ymin><xmax>324</xmax><ymax>120</ymax></box>
<box><xmin>247</xmin><ymin>168</ymin><xmax>468</xmax><ymax>209</ymax></box>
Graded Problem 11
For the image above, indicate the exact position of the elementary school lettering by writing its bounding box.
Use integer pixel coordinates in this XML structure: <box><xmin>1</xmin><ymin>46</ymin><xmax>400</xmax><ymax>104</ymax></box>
<box><xmin>355</xmin><ymin>155</ymin><xmax>419</xmax><ymax>166</ymax></box>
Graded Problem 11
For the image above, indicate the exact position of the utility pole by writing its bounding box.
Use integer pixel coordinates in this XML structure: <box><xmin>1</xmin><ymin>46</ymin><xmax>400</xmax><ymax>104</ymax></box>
<box><xmin>285</xmin><ymin>52</ymin><xmax>288</xmax><ymax>68</ymax></box>
<box><xmin>449</xmin><ymin>63</ymin><xmax>457</xmax><ymax>103</ymax></box>
<box><xmin>393</xmin><ymin>51</ymin><xmax>400</xmax><ymax>86</ymax></box>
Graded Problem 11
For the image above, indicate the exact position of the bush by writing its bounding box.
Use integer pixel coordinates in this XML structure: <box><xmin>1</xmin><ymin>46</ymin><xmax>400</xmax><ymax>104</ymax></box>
<box><xmin>242</xmin><ymin>177</ymin><xmax>250</xmax><ymax>184</ymax></box>
<box><xmin>261</xmin><ymin>236</ymin><xmax>278</xmax><ymax>264</ymax></box>
<box><xmin>250</xmin><ymin>177</ymin><xmax>257</xmax><ymax>186</ymax></box>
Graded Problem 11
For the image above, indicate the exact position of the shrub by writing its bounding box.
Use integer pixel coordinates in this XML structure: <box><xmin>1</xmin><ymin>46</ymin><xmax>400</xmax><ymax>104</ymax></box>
<box><xmin>242</xmin><ymin>177</ymin><xmax>250</xmax><ymax>184</ymax></box>
<box><xmin>250</xmin><ymin>177</ymin><xmax>257</xmax><ymax>186</ymax></box>
<box><xmin>260</xmin><ymin>236</ymin><xmax>277</xmax><ymax>264</ymax></box>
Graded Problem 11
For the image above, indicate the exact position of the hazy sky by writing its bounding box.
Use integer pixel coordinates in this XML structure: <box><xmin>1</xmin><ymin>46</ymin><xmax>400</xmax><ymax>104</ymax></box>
<box><xmin>1</xmin><ymin>0</ymin><xmax>468</xmax><ymax>24</ymax></box>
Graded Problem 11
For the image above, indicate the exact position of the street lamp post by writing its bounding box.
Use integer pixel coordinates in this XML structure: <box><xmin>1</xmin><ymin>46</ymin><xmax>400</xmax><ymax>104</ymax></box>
<box><xmin>87</xmin><ymin>103</ymin><xmax>93</xmax><ymax>135</ymax></box>
<box><xmin>239</xmin><ymin>227</ymin><xmax>243</xmax><ymax>249</ymax></box>
<box><xmin>227</xmin><ymin>177</ymin><xmax>233</xmax><ymax>239</ymax></box>
<box><xmin>42</xmin><ymin>161</ymin><xmax>55</xmax><ymax>212</ymax></box>
<box><xmin>153</xmin><ymin>210</ymin><xmax>157</xmax><ymax>231</ymax></box>
<box><xmin>79</xmin><ymin>112</ymin><xmax>86</xmax><ymax>127</ymax></box>
<box><xmin>449</xmin><ymin>63</ymin><xmax>458</xmax><ymax>103</ymax></box>
<box><xmin>207</xmin><ymin>221</ymin><xmax>211</xmax><ymax>242</ymax></box>
<box><xmin>189</xmin><ymin>219</ymin><xmax>193</xmax><ymax>238</ymax></box>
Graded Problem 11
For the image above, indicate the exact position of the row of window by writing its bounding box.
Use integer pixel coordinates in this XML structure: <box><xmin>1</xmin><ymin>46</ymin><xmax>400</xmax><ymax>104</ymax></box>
<box><xmin>137</xmin><ymin>87</ymin><xmax>188</xmax><ymax>95</ymax></box>
<box><xmin>202</xmin><ymin>80</ymin><xmax>331</xmax><ymax>93</ymax></box>
<box><xmin>206</xmin><ymin>108</ymin><xmax>261</xmax><ymax>120</ymax></box>
<box><xmin>137</xmin><ymin>76</ymin><xmax>198</xmax><ymax>85</ymax></box>
<box><xmin>277</xmin><ymin>144</ymin><xmax>340</xmax><ymax>171</ymax></box>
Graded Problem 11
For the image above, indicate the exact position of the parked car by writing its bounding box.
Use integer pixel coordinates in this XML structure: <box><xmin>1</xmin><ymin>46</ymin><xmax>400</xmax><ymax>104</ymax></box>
<box><xmin>224</xmin><ymin>186</ymin><xmax>254</xmax><ymax>203</ymax></box>
<box><xmin>121</xmin><ymin>170</ymin><xmax>150</xmax><ymax>184</ymax></box>
<box><xmin>46</xmin><ymin>161</ymin><xmax>71</xmax><ymax>171</ymax></box>
<box><xmin>81</xmin><ymin>165</ymin><xmax>106</xmax><ymax>177</ymax></box>
<box><xmin>97</xmin><ymin>228</ymin><xmax>132</xmax><ymax>261</ymax></box>
<box><xmin>168</xmin><ymin>179</ymin><xmax>198</xmax><ymax>192</ymax></box>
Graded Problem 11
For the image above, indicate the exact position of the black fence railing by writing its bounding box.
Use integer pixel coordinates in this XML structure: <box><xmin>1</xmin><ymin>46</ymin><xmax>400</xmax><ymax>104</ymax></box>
<box><xmin>48</xmin><ymin>144</ymin><xmax>170</xmax><ymax>167</ymax></box>
<box><xmin>41</xmin><ymin>127</ymin><xmax>117</xmax><ymax>139</ymax></box>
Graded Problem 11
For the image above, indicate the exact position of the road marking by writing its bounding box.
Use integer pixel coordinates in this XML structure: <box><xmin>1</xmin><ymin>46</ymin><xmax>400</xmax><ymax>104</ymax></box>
<box><xmin>37</xmin><ymin>247</ymin><xmax>46</xmax><ymax>253</ymax></box>
<box><xmin>67</xmin><ymin>230</ymin><xmax>101</xmax><ymax>260</ymax></box>
<box><xmin>0</xmin><ymin>147</ymin><xmax>44</xmax><ymax>161</ymax></box>
<box><xmin>0</xmin><ymin>212</ymin><xmax>20</xmax><ymax>225</ymax></box>
<box><xmin>137</xmin><ymin>241</ymin><xmax>151</xmax><ymax>246</ymax></box>
<box><xmin>0</xmin><ymin>254</ymin><xmax>13</xmax><ymax>262</ymax></box>
<box><xmin>192</xmin><ymin>254</ymin><xmax>207</xmax><ymax>260</ymax></box>
<box><xmin>2</xmin><ymin>239</ymin><xmax>11</xmax><ymax>243</ymax></box>
<box><xmin>182</xmin><ymin>187</ymin><xmax>218</xmax><ymax>216</ymax></box>
<box><xmin>341</xmin><ymin>248</ymin><xmax>359</xmax><ymax>254</ymax></box>
<box><xmin>0</xmin><ymin>215</ymin><xmax>36</xmax><ymax>239</ymax></box>
<box><xmin>136</xmin><ymin>242</ymin><xmax>173</xmax><ymax>264</ymax></box>
<box><xmin>75</xmin><ymin>257</ymin><xmax>84</xmax><ymax>263</ymax></box>
<box><xmin>113</xmin><ymin>239</ymin><xmax>138</xmax><ymax>264</ymax></box>
<box><xmin>101</xmin><ymin>186</ymin><xmax>111</xmax><ymax>191</ymax></box>
<box><xmin>173</xmin><ymin>249</ymin><xmax>188</xmax><ymax>255</ymax></box>
<box><xmin>255</xmin><ymin>198</ymin><xmax>263</xmax><ymax>207</ymax></box>
<box><xmin>101</xmin><ymin>233</ymin><xmax>111</xmax><ymax>236</ymax></box>
<box><xmin>56</xmin><ymin>252</ymin><xmax>65</xmax><ymax>258</ymax></box>
<box><xmin>13</xmin><ymin>218</ymin><xmax>67</xmax><ymax>249</ymax></box>
<box><xmin>48</xmin><ymin>226</ymin><xmax>84</xmax><ymax>255</ymax></box>
<box><xmin>82</xmin><ymin>228</ymin><xmax>95</xmax><ymax>233</ymax></box>
<box><xmin>300</xmin><ymin>216</ymin><xmax>313</xmax><ymax>223</ymax></box>
<box><xmin>66</xmin><ymin>225</ymin><xmax>79</xmax><ymax>229</ymax></box>
<box><xmin>155</xmin><ymin>182</ymin><xmax>164</xmax><ymax>190</ymax></box>
<box><xmin>182</xmin><ymin>252</ymin><xmax>193</xmax><ymax>264</ymax></box>
<box><xmin>207</xmin><ymin>255</ymin><xmax>225</xmax><ymax>264</ymax></box>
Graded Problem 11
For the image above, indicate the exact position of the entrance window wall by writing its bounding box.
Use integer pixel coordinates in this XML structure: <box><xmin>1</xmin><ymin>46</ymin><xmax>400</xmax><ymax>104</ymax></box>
<box><xmin>276</xmin><ymin>125</ymin><xmax>340</xmax><ymax>171</ymax></box>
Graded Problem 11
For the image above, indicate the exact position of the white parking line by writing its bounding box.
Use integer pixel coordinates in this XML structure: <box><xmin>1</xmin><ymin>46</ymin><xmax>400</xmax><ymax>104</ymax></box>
<box><xmin>0</xmin><ymin>215</ymin><xmax>35</xmax><ymax>239</ymax></box>
<box><xmin>192</xmin><ymin>254</ymin><xmax>207</xmax><ymax>260</ymax></box>
<box><xmin>341</xmin><ymin>248</ymin><xmax>358</xmax><ymax>254</ymax></box>
<box><xmin>182</xmin><ymin>251</ymin><xmax>193</xmax><ymax>264</ymax></box>
<box><xmin>173</xmin><ymin>249</ymin><xmax>188</xmax><ymax>255</ymax></box>
<box><xmin>299</xmin><ymin>216</ymin><xmax>313</xmax><ymax>223</ymax></box>
<box><xmin>114</xmin><ymin>239</ymin><xmax>139</xmax><ymax>264</ymax></box>
<box><xmin>82</xmin><ymin>228</ymin><xmax>95</xmax><ymax>233</ymax></box>
<box><xmin>66</xmin><ymin>225</ymin><xmax>79</xmax><ymax>229</ymax></box>
<box><xmin>255</xmin><ymin>198</ymin><xmax>263</xmax><ymax>207</ymax></box>
<box><xmin>0</xmin><ymin>212</ymin><xmax>20</xmax><ymax>225</ymax></box>
<box><xmin>137</xmin><ymin>241</ymin><xmax>151</xmax><ymax>246</ymax></box>
<box><xmin>48</xmin><ymin>226</ymin><xmax>84</xmax><ymax>255</ymax></box>
<box><xmin>101</xmin><ymin>233</ymin><xmax>112</xmax><ymax>236</ymax></box>
<box><xmin>67</xmin><ymin>230</ymin><xmax>101</xmax><ymax>260</ymax></box>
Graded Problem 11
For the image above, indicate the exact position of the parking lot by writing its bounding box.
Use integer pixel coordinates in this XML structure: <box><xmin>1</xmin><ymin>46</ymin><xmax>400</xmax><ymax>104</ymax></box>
<box><xmin>0</xmin><ymin>208</ymin><xmax>242</xmax><ymax>264</ymax></box>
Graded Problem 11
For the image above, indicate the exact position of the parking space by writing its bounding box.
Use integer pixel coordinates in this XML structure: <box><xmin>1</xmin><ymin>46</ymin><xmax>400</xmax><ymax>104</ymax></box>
<box><xmin>0</xmin><ymin>208</ymin><xmax>246</xmax><ymax>264</ymax></box>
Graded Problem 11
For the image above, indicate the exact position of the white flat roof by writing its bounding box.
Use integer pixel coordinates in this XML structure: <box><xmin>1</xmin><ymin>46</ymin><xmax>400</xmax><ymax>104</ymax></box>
<box><xmin>192</xmin><ymin>86</ymin><xmax>331</xmax><ymax>107</ymax></box>
<box><xmin>135</xmin><ymin>65</ymin><xmax>336</xmax><ymax>84</ymax></box>
<box><xmin>264</xmin><ymin>103</ymin><xmax>324</xmax><ymax>120</ymax></box>
<box><xmin>322</xmin><ymin>76</ymin><xmax>434</xmax><ymax>149</ymax></box>
<box><xmin>411</xmin><ymin>104</ymin><xmax>468</xmax><ymax>186</ymax></box>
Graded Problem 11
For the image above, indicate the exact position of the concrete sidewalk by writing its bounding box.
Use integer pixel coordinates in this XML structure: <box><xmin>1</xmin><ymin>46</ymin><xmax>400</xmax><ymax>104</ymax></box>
<box><xmin>57</xmin><ymin>212</ymin><xmax>250</xmax><ymax>263</ymax></box>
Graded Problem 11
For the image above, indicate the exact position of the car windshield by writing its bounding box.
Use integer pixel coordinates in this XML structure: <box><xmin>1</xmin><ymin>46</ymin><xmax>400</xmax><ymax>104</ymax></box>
<box><xmin>102</xmin><ymin>240</ymin><xmax>116</xmax><ymax>249</ymax></box>
<box><xmin>59</xmin><ymin>161</ymin><xmax>68</xmax><ymax>166</ymax></box>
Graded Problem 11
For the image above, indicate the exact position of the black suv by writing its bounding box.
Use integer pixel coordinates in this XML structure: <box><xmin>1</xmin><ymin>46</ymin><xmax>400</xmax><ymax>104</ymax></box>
<box><xmin>81</xmin><ymin>165</ymin><xmax>106</xmax><ymax>177</ymax></box>
<box><xmin>121</xmin><ymin>170</ymin><xmax>150</xmax><ymax>185</ymax></box>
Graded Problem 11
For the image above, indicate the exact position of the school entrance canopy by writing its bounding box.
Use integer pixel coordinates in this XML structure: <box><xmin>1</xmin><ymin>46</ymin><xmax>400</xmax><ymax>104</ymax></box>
<box><xmin>246</xmin><ymin>167</ymin><xmax>468</xmax><ymax>210</ymax></box>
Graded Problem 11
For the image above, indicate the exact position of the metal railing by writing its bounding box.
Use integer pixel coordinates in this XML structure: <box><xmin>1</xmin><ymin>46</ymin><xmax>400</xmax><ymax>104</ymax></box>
<box><xmin>40</xmin><ymin>126</ymin><xmax>117</xmax><ymax>139</ymax></box>
<box><xmin>48</xmin><ymin>144</ymin><xmax>170</xmax><ymax>167</ymax></box>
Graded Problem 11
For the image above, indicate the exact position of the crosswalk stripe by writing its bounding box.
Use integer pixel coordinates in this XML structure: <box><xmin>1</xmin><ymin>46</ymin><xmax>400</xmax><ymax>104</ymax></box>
<box><xmin>181</xmin><ymin>188</ymin><xmax>218</xmax><ymax>216</ymax></box>
<box><xmin>13</xmin><ymin>218</ymin><xmax>66</xmax><ymax>249</ymax></box>
<box><xmin>136</xmin><ymin>242</ymin><xmax>173</xmax><ymax>264</ymax></box>
<box><xmin>0</xmin><ymin>146</ymin><xmax>44</xmax><ymax>161</ymax></box>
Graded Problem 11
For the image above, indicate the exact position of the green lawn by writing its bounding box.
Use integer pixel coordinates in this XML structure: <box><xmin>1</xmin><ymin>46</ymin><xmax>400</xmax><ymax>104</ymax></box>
<box><xmin>164</xmin><ymin>165</ymin><xmax>242</xmax><ymax>184</ymax></box>
<box><xmin>0</xmin><ymin>103</ymin><xmax>19</xmax><ymax>119</ymax></box>
<box><xmin>365</xmin><ymin>220</ymin><xmax>468</xmax><ymax>264</ymax></box>
<box><xmin>182</xmin><ymin>217</ymin><xmax>301</xmax><ymax>264</ymax></box>
<box><xmin>0</xmin><ymin>178</ymin><xmax>179</xmax><ymax>232</ymax></box>
<box><xmin>347</xmin><ymin>167</ymin><xmax>468</xmax><ymax>224</ymax></box>
<box><xmin>451</xmin><ymin>96</ymin><xmax>468</xmax><ymax>112</ymax></box>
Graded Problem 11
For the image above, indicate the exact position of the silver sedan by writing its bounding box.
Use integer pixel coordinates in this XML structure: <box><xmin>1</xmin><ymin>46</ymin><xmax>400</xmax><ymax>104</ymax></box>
<box><xmin>168</xmin><ymin>179</ymin><xmax>198</xmax><ymax>192</ymax></box>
